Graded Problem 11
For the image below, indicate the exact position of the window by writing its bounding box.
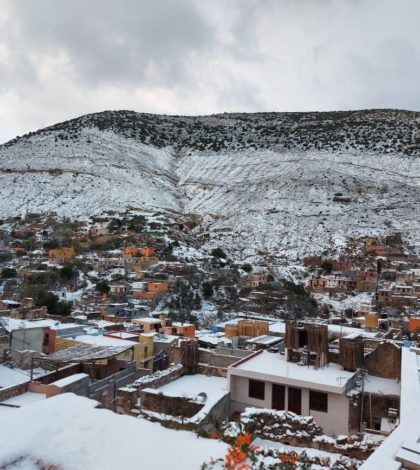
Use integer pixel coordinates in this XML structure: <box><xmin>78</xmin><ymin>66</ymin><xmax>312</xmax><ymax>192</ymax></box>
<box><xmin>249</xmin><ymin>379</ymin><xmax>265</xmax><ymax>400</ymax></box>
<box><xmin>309</xmin><ymin>390</ymin><xmax>328</xmax><ymax>413</ymax></box>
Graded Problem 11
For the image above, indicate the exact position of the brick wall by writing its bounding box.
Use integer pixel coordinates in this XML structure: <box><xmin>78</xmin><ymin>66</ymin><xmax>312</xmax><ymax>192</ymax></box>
<box><xmin>0</xmin><ymin>382</ymin><xmax>28</xmax><ymax>402</ymax></box>
<box><xmin>36</xmin><ymin>363</ymin><xmax>83</xmax><ymax>384</ymax></box>
<box><xmin>364</xmin><ymin>342</ymin><xmax>401</xmax><ymax>379</ymax></box>
<box><xmin>115</xmin><ymin>364</ymin><xmax>184</xmax><ymax>415</ymax></box>
<box><xmin>198</xmin><ymin>347</ymin><xmax>253</xmax><ymax>371</ymax></box>
<box><xmin>28</xmin><ymin>382</ymin><xmax>61</xmax><ymax>398</ymax></box>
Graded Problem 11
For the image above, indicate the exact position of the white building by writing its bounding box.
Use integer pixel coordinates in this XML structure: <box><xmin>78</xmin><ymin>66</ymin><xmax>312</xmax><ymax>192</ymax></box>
<box><xmin>228</xmin><ymin>349</ymin><xmax>358</xmax><ymax>436</ymax></box>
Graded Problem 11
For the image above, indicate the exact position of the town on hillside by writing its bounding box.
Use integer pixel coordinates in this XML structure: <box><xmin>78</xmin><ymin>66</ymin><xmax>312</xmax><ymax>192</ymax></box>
<box><xmin>1</xmin><ymin>210</ymin><xmax>420</xmax><ymax>469</ymax></box>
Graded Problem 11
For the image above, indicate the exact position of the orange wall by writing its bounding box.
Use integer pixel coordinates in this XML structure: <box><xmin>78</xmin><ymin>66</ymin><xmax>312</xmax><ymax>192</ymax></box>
<box><xmin>147</xmin><ymin>282</ymin><xmax>168</xmax><ymax>293</ymax></box>
<box><xmin>122</xmin><ymin>247</ymin><xmax>140</xmax><ymax>257</ymax></box>
<box><xmin>177</xmin><ymin>324</ymin><xmax>195</xmax><ymax>338</ymax></box>
<box><xmin>139</xmin><ymin>247</ymin><xmax>156</xmax><ymax>257</ymax></box>
<box><xmin>408</xmin><ymin>318</ymin><xmax>420</xmax><ymax>333</ymax></box>
<box><xmin>48</xmin><ymin>247</ymin><xmax>75</xmax><ymax>260</ymax></box>
<box><xmin>132</xmin><ymin>291</ymin><xmax>158</xmax><ymax>300</ymax></box>
<box><xmin>365</xmin><ymin>313</ymin><xmax>379</xmax><ymax>329</ymax></box>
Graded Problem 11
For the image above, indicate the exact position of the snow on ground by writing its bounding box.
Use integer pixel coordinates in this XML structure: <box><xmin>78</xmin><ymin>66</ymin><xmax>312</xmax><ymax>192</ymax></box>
<box><xmin>313</xmin><ymin>292</ymin><xmax>373</xmax><ymax>312</ymax></box>
<box><xmin>155</xmin><ymin>374</ymin><xmax>227</xmax><ymax>398</ymax></box>
<box><xmin>0</xmin><ymin>364</ymin><xmax>30</xmax><ymax>388</ymax></box>
<box><xmin>0</xmin><ymin>393</ymin><xmax>227</xmax><ymax>470</ymax></box>
<box><xmin>142</xmin><ymin>374</ymin><xmax>230</xmax><ymax>425</ymax></box>
<box><xmin>192</xmin><ymin>301</ymin><xmax>220</xmax><ymax>328</ymax></box>
<box><xmin>0</xmin><ymin>391</ymin><xmax>46</xmax><ymax>407</ymax></box>
<box><xmin>363</xmin><ymin>375</ymin><xmax>400</xmax><ymax>396</ymax></box>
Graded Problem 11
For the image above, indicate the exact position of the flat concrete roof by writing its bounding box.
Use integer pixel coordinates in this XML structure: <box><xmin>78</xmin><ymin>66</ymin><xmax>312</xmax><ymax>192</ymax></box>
<box><xmin>229</xmin><ymin>350</ymin><xmax>356</xmax><ymax>394</ymax></box>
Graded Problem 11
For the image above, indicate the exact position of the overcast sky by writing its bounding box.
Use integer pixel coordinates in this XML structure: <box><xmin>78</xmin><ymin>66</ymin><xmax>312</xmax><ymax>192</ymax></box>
<box><xmin>0</xmin><ymin>0</ymin><xmax>419</xmax><ymax>143</ymax></box>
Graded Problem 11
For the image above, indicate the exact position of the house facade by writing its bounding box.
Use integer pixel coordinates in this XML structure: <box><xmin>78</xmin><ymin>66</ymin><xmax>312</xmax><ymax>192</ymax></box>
<box><xmin>228</xmin><ymin>349</ymin><xmax>358</xmax><ymax>436</ymax></box>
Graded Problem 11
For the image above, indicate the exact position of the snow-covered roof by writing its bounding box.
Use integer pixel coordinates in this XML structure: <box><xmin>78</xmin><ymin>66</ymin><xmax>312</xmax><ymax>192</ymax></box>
<box><xmin>172</xmin><ymin>321</ymin><xmax>194</xmax><ymax>327</ymax></box>
<box><xmin>325</xmin><ymin>324</ymin><xmax>379</xmax><ymax>338</ymax></box>
<box><xmin>230</xmin><ymin>350</ymin><xmax>356</xmax><ymax>394</ymax></box>
<box><xmin>269</xmin><ymin>321</ymin><xmax>285</xmax><ymax>334</ymax></box>
<box><xmin>245</xmin><ymin>335</ymin><xmax>282</xmax><ymax>346</ymax></box>
<box><xmin>50</xmin><ymin>322</ymin><xmax>82</xmax><ymax>331</ymax></box>
<box><xmin>47</xmin><ymin>343</ymin><xmax>134</xmax><ymax>363</ymax></box>
<box><xmin>154</xmin><ymin>374</ymin><xmax>227</xmax><ymax>399</ymax></box>
<box><xmin>142</xmin><ymin>332</ymin><xmax>178</xmax><ymax>343</ymax></box>
<box><xmin>134</xmin><ymin>317</ymin><xmax>162</xmax><ymax>324</ymax></box>
<box><xmin>104</xmin><ymin>331</ymin><xmax>139</xmax><ymax>340</ymax></box>
<box><xmin>72</xmin><ymin>334</ymin><xmax>137</xmax><ymax>347</ymax></box>
<box><xmin>51</xmin><ymin>373</ymin><xmax>89</xmax><ymax>388</ymax></box>
<box><xmin>0</xmin><ymin>317</ymin><xmax>55</xmax><ymax>332</ymax></box>
<box><xmin>0</xmin><ymin>393</ymin><xmax>227</xmax><ymax>469</ymax></box>
<box><xmin>196</xmin><ymin>331</ymin><xmax>231</xmax><ymax>346</ymax></box>
<box><xmin>363</xmin><ymin>375</ymin><xmax>400</xmax><ymax>396</ymax></box>
<box><xmin>0</xmin><ymin>364</ymin><xmax>30</xmax><ymax>388</ymax></box>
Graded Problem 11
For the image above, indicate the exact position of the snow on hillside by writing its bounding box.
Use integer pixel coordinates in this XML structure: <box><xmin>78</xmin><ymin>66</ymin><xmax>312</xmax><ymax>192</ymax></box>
<box><xmin>0</xmin><ymin>128</ymin><xmax>181</xmax><ymax>217</ymax></box>
<box><xmin>0</xmin><ymin>110</ymin><xmax>419</xmax><ymax>261</ymax></box>
<box><xmin>180</xmin><ymin>148</ymin><xmax>420</xmax><ymax>260</ymax></box>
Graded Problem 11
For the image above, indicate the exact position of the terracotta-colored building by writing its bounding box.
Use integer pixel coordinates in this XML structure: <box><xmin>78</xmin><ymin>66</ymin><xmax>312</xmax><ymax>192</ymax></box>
<box><xmin>162</xmin><ymin>322</ymin><xmax>195</xmax><ymax>338</ymax></box>
<box><xmin>364</xmin><ymin>241</ymin><xmax>388</xmax><ymax>256</ymax></box>
<box><xmin>48</xmin><ymin>247</ymin><xmax>75</xmax><ymax>264</ymax></box>
<box><xmin>408</xmin><ymin>318</ymin><xmax>420</xmax><ymax>334</ymax></box>
<box><xmin>147</xmin><ymin>282</ymin><xmax>168</xmax><ymax>293</ymax></box>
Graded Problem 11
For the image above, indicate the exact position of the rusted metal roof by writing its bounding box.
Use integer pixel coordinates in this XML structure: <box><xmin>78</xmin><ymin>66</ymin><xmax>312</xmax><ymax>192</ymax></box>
<box><xmin>44</xmin><ymin>343</ymin><xmax>134</xmax><ymax>363</ymax></box>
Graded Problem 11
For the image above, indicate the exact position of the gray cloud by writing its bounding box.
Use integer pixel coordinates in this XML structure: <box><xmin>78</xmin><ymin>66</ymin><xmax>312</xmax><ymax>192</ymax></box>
<box><xmin>0</xmin><ymin>0</ymin><xmax>419</xmax><ymax>143</ymax></box>
<box><xmin>7</xmin><ymin>0</ymin><xmax>215</xmax><ymax>86</ymax></box>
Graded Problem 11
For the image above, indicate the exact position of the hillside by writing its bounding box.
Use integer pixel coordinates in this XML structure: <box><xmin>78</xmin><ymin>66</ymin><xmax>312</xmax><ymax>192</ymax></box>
<box><xmin>0</xmin><ymin>110</ymin><xmax>419</xmax><ymax>261</ymax></box>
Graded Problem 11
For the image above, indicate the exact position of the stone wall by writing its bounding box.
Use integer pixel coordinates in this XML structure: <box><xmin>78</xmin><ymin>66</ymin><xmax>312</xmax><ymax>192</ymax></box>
<box><xmin>196</xmin><ymin>363</ymin><xmax>228</xmax><ymax>378</ymax></box>
<box><xmin>115</xmin><ymin>364</ymin><xmax>184</xmax><ymax>414</ymax></box>
<box><xmin>140</xmin><ymin>389</ymin><xmax>203</xmax><ymax>418</ymax></box>
<box><xmin>9</xmin><ymin>349</ymin><xmax>39</xmax><ymax>369</ymax></box>
<box><xmin>240</xmin><ymin>409</ymin><xmax>377</xmax><ymax>461</ymax></box>
<box><xmin>132</xmin><ymin>364</ymin><xmax>184</xmax><ymax>391</ymax></box>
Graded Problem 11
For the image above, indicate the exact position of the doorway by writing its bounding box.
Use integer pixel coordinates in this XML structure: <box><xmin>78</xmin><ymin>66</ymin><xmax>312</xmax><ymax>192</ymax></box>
<box><xmin>288</xmin><ymin>387</ymin><xmax>302</xmax><ymax>414</ymax></box>
<box><xmin>272</xmin><ymin>384</ymin><xmax>285</xmax><ymax>410</ymax></box>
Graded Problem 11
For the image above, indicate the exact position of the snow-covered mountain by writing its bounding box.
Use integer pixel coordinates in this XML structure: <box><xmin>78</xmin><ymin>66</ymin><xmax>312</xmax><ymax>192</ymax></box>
<box><xmin>1</xmin><ymin>110</ymin><xmax>419</xmax><ymax>261</ymax></box>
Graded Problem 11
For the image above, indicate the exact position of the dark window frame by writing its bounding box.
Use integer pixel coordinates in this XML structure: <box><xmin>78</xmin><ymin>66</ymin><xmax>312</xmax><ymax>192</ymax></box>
<box><xmin>309</xmin><ymin>390</ymin><xmax>328</xmax><ymax>413</ymax></box>
<box><xmin>248</xmin><ymin>379</ymin><xmax>265</xmax><ymax>400</ymax></box>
